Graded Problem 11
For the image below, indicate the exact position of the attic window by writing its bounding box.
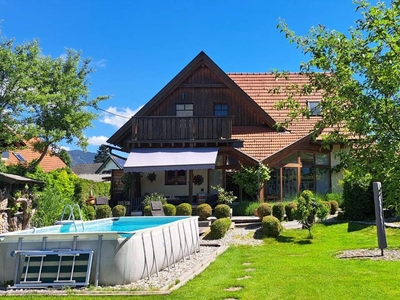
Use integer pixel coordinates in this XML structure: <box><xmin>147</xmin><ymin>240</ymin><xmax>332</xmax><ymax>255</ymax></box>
<box><xmin>176</xmin><ymin>104</ymin><xmax>193</xmax><ymax>117</ymax></box>
<box><xmin>14</xmin><ymin>152</ymin><xmax>25</xmax><ymax>161</ymax></box>
<box><xmin>308</xmin><ymin>100</ymin><xmax>322</xmax><ymax>116</ymax></box>
<box><xmin>214</xmin><ymin>104</ymin><xmax>228</xmax><ymax>116</ymax></box>
<box><xmin>1</xmin><ymin>151</ymin><xmax>9</xmax><ymax>160</ymax></box>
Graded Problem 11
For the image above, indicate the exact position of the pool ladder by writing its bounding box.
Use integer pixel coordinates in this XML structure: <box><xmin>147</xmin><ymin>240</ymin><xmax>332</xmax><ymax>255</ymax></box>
<box><xmin>56</xmin><ymin>204</ymin><xmax>85</xmax><ymax>232</ymax></box>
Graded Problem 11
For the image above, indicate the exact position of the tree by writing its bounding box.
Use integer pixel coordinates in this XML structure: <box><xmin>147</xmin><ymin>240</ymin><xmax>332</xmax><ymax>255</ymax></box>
<box><xmin>56</xmin><ymin>149</ymin><xmax>73</xmax><ymax>168</ymax></box>
<box><xmin>0</xmin><ymin>33</ymin><xmax>109</xmax><ymax>173</ymax></box>
<box><xmin>277</xmin><ymin>0</ymin><xmax>400</xmax><ymax>209</ymax></box>
<box><xmin>94</xmin><ymin>144</ymin><xmax>110</xmax><ymax>163</ymax></box>
<box><xmin>232</xmin><ymin>164</ymin><xmax>271</xmax><ymax>201</ymax></box>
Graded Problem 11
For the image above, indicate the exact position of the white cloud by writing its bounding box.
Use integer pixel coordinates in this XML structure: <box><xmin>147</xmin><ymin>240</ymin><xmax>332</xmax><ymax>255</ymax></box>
<box><xmin>60</xmin><ymin>145</ymin><xmax>71</xmax><ymax>151</ymax></box>
<box><xmin>92</xmin><ymin>58</ymin><xmax>107</xmax><ymax>68</ymax></box>
<box><xmin>100</xmin><ymin>106</ymin><xmax>142</xmax><ymax>128</ymax></box>
<box><xmin>87</xmin><ymin>135</ymin><xmax>109</xmax><ymax>146</ymax></box>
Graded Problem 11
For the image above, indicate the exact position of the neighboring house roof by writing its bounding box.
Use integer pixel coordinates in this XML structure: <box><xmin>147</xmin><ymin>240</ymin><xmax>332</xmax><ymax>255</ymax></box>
<box><xmin>228</xmin><ymin>73</ymin><xmax>323</xmax><ymax>162</ymax></box>
<box><xmin>72</xmin><ymin>163</ymin><xmax>103</xmax><ymax>175</ymax></box>
<box><xmin>95</xmin><ymin>155</ymin><xmax>125</xmax><ymax>174</ymax></box>
<box><xmin>3</xmin><ymin>139</ymin><xmax>66</xmax><ymax>172</ymax></box>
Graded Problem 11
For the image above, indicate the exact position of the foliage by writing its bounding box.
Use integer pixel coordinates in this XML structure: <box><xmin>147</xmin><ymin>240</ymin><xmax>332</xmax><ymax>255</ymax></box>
<box><xmin>208</xmin><ymin>218</ymin><xmax>232</xmax><ymax>239</ymax></box>
<box><xmin>212</xmin><ymin>185</ymin><xmax>237</xmax><ymax>204</ymax></box>
<box><xmin>214</xmin><ymin>204</ymin><xmax>231</xmax><ymax>219</ymax></box>
<box><xmin>196</xmin><ymin>203</ymin><xmax>212</xmax><ymax>221</ymax></box>
<box><xmin>192</xmin><ymin>174</ymin><xmax>204</xmax><ymax>186</ymax></box>
<box><xmin>231</xmin><ymin>201</ymin><xmax>260</xmax><ymax>216</ymax></box>
<box><xmin>285</xmin><ymin>202</ymin><xmax>297</xmax><ymax>221</ymax></box>
<box><xmin>277</xmin><ymin>1</ymin><xmax>400</xmax><ymax>209</ymax></box>
<box><xmin>232</xmin><ymin>164</ymin><xmax>271</xmax><ymax>200</ymax></box>
<box><xmin>142</xmin><ymin>192</ymin><xmax>167</xmax><ymax>207</ymax></box>
<box><xmin>74</xmin><ymin>179</ymin><xmax>111</xmax><ymax>204</ymax></box>
<box><xmin>56</xmin><ymin>149</ymin><xmax>73</xmax><ymax>168</ymax></box>
<box><xmin>257</xmin><ymin>203</ymin><xmax>272</xmax><ymax>220</ymax></box>
<box><xmin>262</xmin><ymin>215</ymin><xmax>282</xmax><ymax>238</ymax></box>
<box><xmin>95</xmin><ymin>205</ymin><xmax>111</xmax><ymax>219</ymax></box>
<box><xmin>146</xmin><ymin>172</ymin><xmax>157</xmax><ymax>182</ymax></box>
<box><xmin>94</xmin><ymin>145</ymin><xmax>110</xmax><ymax>163</ymax></box>
<box><xmin>329</xmin><ymin>200</ymin><xmax>339</xmax><ymax>215</ymax></box>
<box><xmin>163</xmin><ymin>203</ymin><xmax>176</xmax><ymax>216</ymax></box>
<box><xmin>272</xmin><ymin>203</ymin><xmax>285</xmax><ymax>221</ymax></box>
<box><xmin>295</xmin><ymin>190</ymin><xmax>329</xmax><ymax>238</ymax></box>
<box><xmin>325</xmin><ymin>192</ymin><xmax>343</xmax><ymax>207</ymax></box>
<box><xmin>176</xmin><ymin>203</ymin><xmax>192</xmax><ymax>216</ymax></box>
<box><xmin>143</xmin><ymin>205</ymin><xmax>151</xmax><ymax>216</ymax></box>
<box><xmin>31</xmin><ymin>188</ymin><xmax>75</xmax><ymax>227</ymax></box>
<box><xmin>112</xmin><ymin>204</ymin><xmax>126</xmax><ymax>217</ymax></box>
<box><xmin>85</xmin><ymin>205</ymin><xmax>96</xmax><ymax>220</ymax></box>
<box><xmin>342</xmin><ymin>171</ymin><xmax>374</xmax><ymax>221</ymax></box>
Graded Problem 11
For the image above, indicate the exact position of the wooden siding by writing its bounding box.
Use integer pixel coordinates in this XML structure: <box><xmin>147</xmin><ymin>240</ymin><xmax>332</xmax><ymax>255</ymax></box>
<box><xmin>147</xmin><ymin>66</ymin><xmax>267</xmax><ymax>126</ymax></box>
<box><xmin>130</xmin><ymin>116</ymin><xmax>232</xmax><ymax>141</ymax></box>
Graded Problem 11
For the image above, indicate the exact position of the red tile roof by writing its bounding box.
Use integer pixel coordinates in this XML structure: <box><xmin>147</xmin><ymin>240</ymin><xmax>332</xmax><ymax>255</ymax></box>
<box><xmin>228</xmin><ymin>73</ymin><xmax>323</xmax><ymax>161</ymax></box>
<box><xmin>5</xmin><ymin>139</ymin><xmax>66</xmax><ymax>172</ymax></box>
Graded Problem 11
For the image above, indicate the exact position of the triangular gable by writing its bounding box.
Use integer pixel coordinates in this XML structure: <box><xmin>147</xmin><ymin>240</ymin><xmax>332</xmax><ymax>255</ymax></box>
<box><xmin>134</xmin><ymin>51</ymin><xmax>277</xmax><ymax>127</ymax></box>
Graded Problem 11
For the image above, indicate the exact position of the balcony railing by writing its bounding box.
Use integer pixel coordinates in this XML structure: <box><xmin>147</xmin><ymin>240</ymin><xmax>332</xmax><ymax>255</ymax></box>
<box><xmin>130</xmin><ymin>116</ymin><xmax>233</xmax><ymax>141</ymax></box>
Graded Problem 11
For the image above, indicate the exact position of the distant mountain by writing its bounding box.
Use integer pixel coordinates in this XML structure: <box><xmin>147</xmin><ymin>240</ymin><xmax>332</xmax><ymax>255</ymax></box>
<box><xmin>68</xmin><ymin>150</ymin><xmax>96</xmax><ymax>166</ymax></box>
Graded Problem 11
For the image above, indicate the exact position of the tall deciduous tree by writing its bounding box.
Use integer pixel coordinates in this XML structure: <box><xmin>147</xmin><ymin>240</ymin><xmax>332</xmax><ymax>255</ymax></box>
<box><xmin>277</xmin><ymin>0</ymin><xmax>400</xmax><ymax>209</ymax></box>
<box><xmin>0</xmin><ymin>33</ymin><xmax>109</xmax><ymax>172</ymax></box>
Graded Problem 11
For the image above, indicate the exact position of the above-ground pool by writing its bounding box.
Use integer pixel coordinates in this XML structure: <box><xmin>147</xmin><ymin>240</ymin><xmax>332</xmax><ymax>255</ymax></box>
<box><xmin>0</xmin><ymin>216</ymin><xmax>199</xmax><ymax>288</ymax></box>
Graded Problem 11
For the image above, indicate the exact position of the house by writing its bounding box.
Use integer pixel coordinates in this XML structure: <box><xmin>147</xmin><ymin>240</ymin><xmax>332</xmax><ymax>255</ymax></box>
<box><xmin>2</xmin><ymin>138</ymin><xmax>66</xmax><ymax>172</ymax></box>
<box><xmin>107</xmin><ymin>51</ymin><xmax>342</xmax><ymax>208</ymax></box>
<box><xmin>72</xmin><ymin>155</ymin><xmax>126</xmax><ymax>182</ymax></box>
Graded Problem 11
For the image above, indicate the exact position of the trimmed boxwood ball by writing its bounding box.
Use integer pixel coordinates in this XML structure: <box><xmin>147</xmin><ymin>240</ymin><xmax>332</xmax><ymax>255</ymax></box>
<box><xmin>262</xmin><ymin>215</ymin><xmax>282</xmax><ymax>238</ymax></box>
<box><xmin>257</xmin><ymin>203</ymin><xmax>272</xmax><ymax>220</ymax></box>
<box><xmin>143</xmin><ymin>205</ymin><xmax>152</xmax><ymax>216</ymax></box>
<box><xmin>214</xmin><ymin>204</ymin><xmax>231</xmax><ymax>219</ymax></box>
<box><xmin>112</xmin><ymin>205</ymin><xmax>126</xmax><ymax>217</ymax></box>
<box><xmin>96</xmin><ymin>205</ymin><xmax>111</xmax><ymax>219</ymax></box>
<box><xmin>285</xmin><ymin>202</ymin><xmax>297</xmax><ymax>221</ymax></box>
<box><xmin>196</xmin><ymin>203</ymin><xmax>212</xmax><ymax>221</ymax></box>
<box><xmin>176</xmin><ymin>203</ymin><xmax>192</xmax><ymax>216</ymax></box>
<box><xmin>329</xmin><ymin>200</ymin><xmax>339</xmax><ymax>215</ymax></box>
<box><xmin>209</xmin><ymin>217</ymin><xmax>232</xmax><ymax>239</ymax></box>
<box><xmin>163</xmin><ymin>203</ymin><xmax>176</xmax><ymax>216</ymax></box>
<box><xmin>272</xmin><ymin>203</ymin><xmax>285</xmax><ymax>221</ymax></box>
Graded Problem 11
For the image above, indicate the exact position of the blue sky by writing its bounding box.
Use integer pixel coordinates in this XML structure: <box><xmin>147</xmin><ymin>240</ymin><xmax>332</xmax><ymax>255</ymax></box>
<box><xmin>0</xmin><ymin>0</ymin><xmax>361</xmax><ymax>153</ymax></box>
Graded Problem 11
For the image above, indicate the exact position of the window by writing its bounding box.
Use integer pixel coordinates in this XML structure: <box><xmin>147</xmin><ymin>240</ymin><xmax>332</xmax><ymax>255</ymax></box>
<box><xmin>1</xmin><ymin>151</ymin><xmax>9</xmax><ymax>160</ymax></box>
<box><xmin>176</xmin><ymin>104</ymin><xmax>193</xmax><ymax>117</ymax></box>
<box><xmin>165</xmin><ymin>170</ymin><xmax>187</xmax><ymax>185</ymax></box>
<box><xmin>13</xmin><ymin>152</ymin><xmax>25</xmax><ymax>161</ymax></box>
<box><xmin>214</xmin><ymin>104</ymin><xmax>228</xmax><ymax>116</ymax></box>
<box><xmin>308</xmin><ymin>100</ymin><xmax>321</xmax><ymax>116</ymax></box>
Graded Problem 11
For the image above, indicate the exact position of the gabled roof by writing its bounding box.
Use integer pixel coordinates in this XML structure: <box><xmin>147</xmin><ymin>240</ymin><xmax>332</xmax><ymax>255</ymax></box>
<box><xmin>135</xmin><ymin>52</ymin><xmax>276</xmax><ymax>128</ymax></box>
<box><xmin>95</xmin><ymin>155</ymin><xmax>125</xmax><ymax>174</ymax></box>
<box><xmin>229</xmin><ymin>73</ymin><xmax>323</xmax><ymax>161</ymax></box>
<box><xmin>4</xmin><ymin>139</ymin><xmax>67</xmax><ymax>172</ymax></box>
<box><xmin>72</xmin><ymin>163</ymin><xmax>102</xmax><ymax>175</ymax></box>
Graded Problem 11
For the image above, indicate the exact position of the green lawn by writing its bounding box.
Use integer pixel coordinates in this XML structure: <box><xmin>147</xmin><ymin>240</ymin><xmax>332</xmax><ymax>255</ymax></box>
<box><xmin>5</xmin><ymin>222</ymin><xmax>400</xmax><ymax>299</ymax></box>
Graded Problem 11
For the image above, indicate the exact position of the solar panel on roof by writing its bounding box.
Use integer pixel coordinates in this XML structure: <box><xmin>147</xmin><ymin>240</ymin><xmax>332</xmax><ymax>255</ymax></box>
<box><xmin>13</xmin><ymin>152</ymin><xmax>25</xmax><ymax>161</ymax></box>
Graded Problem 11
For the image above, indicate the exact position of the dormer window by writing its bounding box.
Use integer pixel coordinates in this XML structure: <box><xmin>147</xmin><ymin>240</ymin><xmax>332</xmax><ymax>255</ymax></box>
<box><xmin>214</xmin><ymin>104</ymin><xmax>228</xmax><ymax>116</ymax></box>
<box><xmin>308</xmin><ymin>100</ymin><xmax>322</xmax><ymax>116</ymax></box>
<box><xmin>176</xmin><ymin>104</ymin><xmax>193</xmax><ymax>117</ymax></box>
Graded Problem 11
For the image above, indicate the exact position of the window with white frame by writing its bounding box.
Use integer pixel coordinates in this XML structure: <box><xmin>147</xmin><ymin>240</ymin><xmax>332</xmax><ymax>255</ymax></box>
<box><xmin>176</xmin><ymin>104</ymin><xmax>193</xmax><ymax>117</ymax></box>
<box><xmin>308</xmin><ymin>100</ymin><xmax>322</xmax><ymax>116</ymax></box>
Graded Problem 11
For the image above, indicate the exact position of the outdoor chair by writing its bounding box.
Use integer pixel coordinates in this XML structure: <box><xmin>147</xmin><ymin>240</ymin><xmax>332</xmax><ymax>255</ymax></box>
<box><xmin>150</xmin><ymin>201</ymin><xmax>165</xmax><ymax>216</ymax></box>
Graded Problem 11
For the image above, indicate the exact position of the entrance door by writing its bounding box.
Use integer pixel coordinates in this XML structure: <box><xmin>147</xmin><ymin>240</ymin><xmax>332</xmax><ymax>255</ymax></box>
<box><xmin>282</xmin><ymin>167</ymin><xmax>298</xmax><ymax>200</ymax></box>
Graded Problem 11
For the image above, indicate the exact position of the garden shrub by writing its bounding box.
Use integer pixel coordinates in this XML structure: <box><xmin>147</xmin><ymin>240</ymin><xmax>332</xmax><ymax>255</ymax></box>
<box><xmin>142</xmin><ymin>192</ymin><xmax>167</xmax><ymax>207</ymax></box>
<box><xmin>143</xmin><ymin>205</ymin><xmax>151</xmax><ymax>216</ymax></box>
<box><xmin>326</xmin><ymin>192</ymin><xmax>343</xmax><ymax>208</ymax></box>
<box><xmin>232</xmin><ymin>201</ymin><xmax>259</xmax><ymax>216</ymax></box>
<box><xmin>272</xmin><ymin>203</ymin><xmax>285</xmax><ymax>221</ymax></box>
<box><xmin>262</xmin><ymin>215</ymin><xmax>282</xmax><ymax>238</ymax></box>
<box><xmin>196</xmin><ymin>203</ymin><xmax>212</xmax><ymax>221</ymax></box>
<box><xmin>257</xmin><ymin>203</ymin><xmax>272</xmax><ymax>220</ymax></box>
<box><xmin>285</xmin><ymin>202</ymin><xmax>297</xmax><ymax>221</ymax></box>
<box><xmin>214</xmin><ymin>204</ymin><xmax>231</xmax><ymax>219</ymax></box>
<box><xmin>209</xmin><ymin>217</ymin><xmax>232</xmax><ymax>239</ymax></box>
<box><xmin>329</xmin><ymin>200</ymin><xmax>339</xmax><ymax>215</ymax></box>
<box><xmin>176</xmin><ymin>203</ymin><xmax>192</xmax><ymax>216</ymax></box>
<box><xmin>321</xmin><ymin>201</ymin><xmax>331</xmax><ymax>212</ymax></box>
<box><xmin>163</xmin><ymin>203</ymin><xmax>176</xmax><ymax>216</ymax></box>
<box><xmin>342</xmin><ymin>172</ymin><xmax>374</xmax><ymax>221</ymax></box>
<box><xmin>112</xmin><ymin>204</ymin><xmax>126</xmax><ymax>217</ymax></box>
<box><xmin>86</xmin><ymin>205</ymin><xmax>95</xmax><ymax>220</ymax></box>
<box><xmin>96</xmin><ymin>205</ymin><xmax>111</xmax><ymax>219</ymax></box>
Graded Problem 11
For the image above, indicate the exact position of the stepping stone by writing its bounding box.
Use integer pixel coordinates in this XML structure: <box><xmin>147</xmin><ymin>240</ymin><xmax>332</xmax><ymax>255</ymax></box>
<box><xmin>237</xmin><ymin>275</ymin><xmax>252</xmax><ymax>280</ymax></box>
<box><xmin>242</xmin><ymin>262</ymin><xmax>252</xmax><ymax>266</ymax></box>
<box><xmin>224</xmin><ymin>286</ymin><xmax>243</xmax><ymax>292</ymax></box>
<box><xmin>244</xmin><ymin>268</ymin><xmax>256</xmax><ymax>272</ymax></box>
